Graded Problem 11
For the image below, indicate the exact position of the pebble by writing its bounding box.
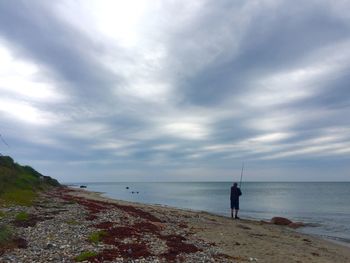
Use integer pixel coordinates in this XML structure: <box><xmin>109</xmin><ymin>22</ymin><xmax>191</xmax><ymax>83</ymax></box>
<box><xmin>0</xmin><ymin>189</ymin><xmax>232</xmax><ymax>263</ymax></box>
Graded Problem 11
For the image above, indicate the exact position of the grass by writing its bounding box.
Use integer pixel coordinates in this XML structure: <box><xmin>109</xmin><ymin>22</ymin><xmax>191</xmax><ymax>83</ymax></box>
<box><xmin>0</xmin><ymin>224</ymin><xmax>13</xmax><ymax>246</ymax></box>
<box><xmin>88</xmin><ymin>230</ymin><xmax>107</xmax><ymax>244</ymax></box>
<box><xmin>15</xmin><ymin>211</ymin><xmax>29</xmax><ymax>221</ymax></box>
<box><xmin>0</xmin><ymin>156</ymin><xmax>60</xmax><ymax>207</ymax></box>
<box><xmin>75</xmin><ymin>251</ymin><xmax>98</xmax><ymax>262</ymax></box>
<box><xmin>66</xmin><ymin>220</ymin><xmax>79</xmax><ymax>225</ymax></box>
<box><xmin>1</xmin><ymin>189</ymin><xmax>37</xmax><ymax>206</ymax></box>
<box><xmin>0</xmin><ymin>211</ymin><xmax>5</xmax><ymax>218</ymax></box>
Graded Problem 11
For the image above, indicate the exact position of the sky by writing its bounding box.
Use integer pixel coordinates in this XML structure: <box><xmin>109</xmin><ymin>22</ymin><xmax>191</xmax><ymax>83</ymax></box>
<box><xmin>0</xmin><ymin>0</ymin><xmax>349</xmax><ymax>182</ymax></box>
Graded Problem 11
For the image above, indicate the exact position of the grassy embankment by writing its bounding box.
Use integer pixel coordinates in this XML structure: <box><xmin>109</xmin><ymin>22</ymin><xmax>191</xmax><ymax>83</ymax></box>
<box><xmin>0</xmin><ymin>156</ymin><xmax>60</xmax><ymax>249</ymax></box>
<box><xmin>0</xmin><ymin>156</ymin><xmax>60</xmax><ymax>206</ymax></box>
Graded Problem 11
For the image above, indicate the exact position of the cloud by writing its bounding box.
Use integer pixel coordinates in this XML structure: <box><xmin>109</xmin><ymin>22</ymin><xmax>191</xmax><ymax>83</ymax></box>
<box><xmin>0</xmin><ymin>0</ymin><xmax>349</xmax><ymax>181</ymax></box>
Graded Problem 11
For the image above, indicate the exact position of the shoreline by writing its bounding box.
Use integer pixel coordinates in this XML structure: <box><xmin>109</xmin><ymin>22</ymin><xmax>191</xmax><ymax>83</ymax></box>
<box><xmin>71</xmin><ymin>187</ymin><xmax>350</xmax><ymax>262</ymax></box>
<box><xmin>1</xmin><ymin>186</ymin><xmax>350</xmax><ymax>262</ymax></box>
<box><xmin>75</xmin><ymin>186</ymin><xmax>350</xmax><ymax>249</ymax></box>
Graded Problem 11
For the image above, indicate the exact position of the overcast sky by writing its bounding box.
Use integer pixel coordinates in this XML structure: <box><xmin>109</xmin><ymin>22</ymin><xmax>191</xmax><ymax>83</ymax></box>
<box><xmin>0</xmin><ymin>0</ymin><xmax>349</xmax><ymax>182</ymax></box>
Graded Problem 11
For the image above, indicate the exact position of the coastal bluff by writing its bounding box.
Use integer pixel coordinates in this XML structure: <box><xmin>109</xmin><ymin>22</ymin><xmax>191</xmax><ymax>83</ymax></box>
<box><xmin>0</xmin><ymin>155</ymin><xmax>60</xmax><ymax>206</ymax></box>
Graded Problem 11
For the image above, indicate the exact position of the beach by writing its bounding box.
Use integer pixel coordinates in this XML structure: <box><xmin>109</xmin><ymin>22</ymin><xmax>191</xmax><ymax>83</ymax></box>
<box><xmin>72</xmin><ymin>181</ymin><xmax>350</xmax><ymax>244</ymax></box>
<box><xmin>1</xmin><ymin>187</ymin><xmax>349</xmax><ymax>263</ymax></box>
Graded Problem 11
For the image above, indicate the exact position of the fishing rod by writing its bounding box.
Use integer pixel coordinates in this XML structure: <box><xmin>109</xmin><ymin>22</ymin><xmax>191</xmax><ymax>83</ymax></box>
<box><xmin>239</xmin><ymin>162</ymin><xmax>244</xmax><ymax>188</ymax></box>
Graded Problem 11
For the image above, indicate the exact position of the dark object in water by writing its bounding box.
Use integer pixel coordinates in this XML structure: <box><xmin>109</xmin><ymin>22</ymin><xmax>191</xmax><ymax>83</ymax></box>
<box><xmin>126</xmin><ymin>187</ymin><xmax>129</xmax><ymax>189</ymax></box>
<box><xmin>136</xmin><ymin>192</ymin><xmax>139</xmax><ymax>194</ymax></box>
<box><xmin>131</xmin><ymin>191</ymin><xmax>134</xmax><ymax>194</ymax></box>
<box><xmin>80</xmin><ymin>185</ymin><xmax>87</xmax><ymax>188</ymax></box>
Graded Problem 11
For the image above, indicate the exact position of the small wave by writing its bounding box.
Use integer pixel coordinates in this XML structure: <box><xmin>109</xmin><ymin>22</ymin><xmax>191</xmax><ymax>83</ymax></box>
<box><xmin>320</xmin><ymin>235</ymin><xmax>350</xmax><ymax>247</ymax></box>
<box><xmin>304</xmin><ymin>222</ymin><xmax>322</xmax><ymax>227</ymax></box>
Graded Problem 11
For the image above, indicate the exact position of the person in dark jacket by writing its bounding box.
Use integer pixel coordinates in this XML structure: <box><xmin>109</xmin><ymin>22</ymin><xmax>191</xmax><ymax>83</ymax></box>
<box><xmin>230</xmin><ymin>182</ymin><xmax>242</xmax><ymax>219</ymax></box>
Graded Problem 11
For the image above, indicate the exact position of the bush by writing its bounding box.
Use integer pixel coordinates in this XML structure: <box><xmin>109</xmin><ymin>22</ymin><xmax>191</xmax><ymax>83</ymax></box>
<box><xmin>15</xmin><ymin>211</ymin><xmax>29</xmax><ymax>221</ymax></box>
<box><xmin>88</xmin><ymin>230</ymin><xmax>107</xmax><ymax>244</ymax></box>
<box><xmin>0</xmin><ymin>224</ymin><xmax>13</xmax><ymax>245</ymax></box>
<box><xmin>75</xmin><ymin>251</ymin><xmax>98</xmax><ymax>262</ymax></box>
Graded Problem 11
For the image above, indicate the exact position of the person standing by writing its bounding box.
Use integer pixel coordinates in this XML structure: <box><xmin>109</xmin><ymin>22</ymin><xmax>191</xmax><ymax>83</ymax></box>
<box><xmin>230</xmin><ymin>182</ymin><xmax>242</xmax><ymax>219</ymax></box>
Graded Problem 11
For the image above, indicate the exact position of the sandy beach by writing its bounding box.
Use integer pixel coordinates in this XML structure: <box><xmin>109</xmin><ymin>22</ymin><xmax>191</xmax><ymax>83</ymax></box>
<box><xmin>1</xmin><ymin>187</ymin><xmax>349</xmax><ymax>263</ymax></box>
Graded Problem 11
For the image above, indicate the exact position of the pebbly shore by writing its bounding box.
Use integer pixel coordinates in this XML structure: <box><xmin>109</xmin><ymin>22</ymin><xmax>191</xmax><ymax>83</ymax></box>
<box><xmin>1</xmin><ymin>187</ymin><xmax>350</xmax><ymax>263</ymax></box>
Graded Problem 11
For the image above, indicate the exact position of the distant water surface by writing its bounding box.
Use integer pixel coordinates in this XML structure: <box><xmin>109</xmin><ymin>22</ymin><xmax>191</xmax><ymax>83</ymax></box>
<box><xmin>70</xmin><ymin>182</ymin><xmax>350</xmax><ymax>245</ymax></box>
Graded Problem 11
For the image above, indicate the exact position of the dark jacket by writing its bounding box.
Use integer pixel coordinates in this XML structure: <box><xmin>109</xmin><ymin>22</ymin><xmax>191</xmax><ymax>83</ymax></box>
<box><xmin>230</xmin><ymin>186</ymin><xmax>242</xmax><ymax>201</ymax></box>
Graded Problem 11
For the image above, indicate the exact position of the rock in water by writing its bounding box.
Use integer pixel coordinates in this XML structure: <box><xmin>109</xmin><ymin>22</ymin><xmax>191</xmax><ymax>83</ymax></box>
<box><xmin>270</xmin><ymin>217</ymin><xmax>292</xmax><ymax>225</ymax></box>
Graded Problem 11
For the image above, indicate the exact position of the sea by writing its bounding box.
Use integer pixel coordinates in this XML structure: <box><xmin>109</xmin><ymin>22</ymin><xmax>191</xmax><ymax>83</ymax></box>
<box><xmin>69</xmin><ymin>182</ymin><xmax>350</xmax><ymax>246</ymax></box>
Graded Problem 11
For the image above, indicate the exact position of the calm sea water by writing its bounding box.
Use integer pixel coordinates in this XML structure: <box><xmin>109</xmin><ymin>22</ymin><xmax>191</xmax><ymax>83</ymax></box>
<box><xmin>70</xmin><ymin>182</ymin><xmax>350</xmax><ymax>245</ymax></box>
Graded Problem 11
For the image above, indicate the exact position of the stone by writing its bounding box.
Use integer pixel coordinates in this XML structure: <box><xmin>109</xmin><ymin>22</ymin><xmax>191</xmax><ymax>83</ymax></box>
<box><xmin>270</xmin><ymin>217</ymin><xmax>292</xmax><ymax>225</ymax></box>
<box><xmin>45</xmin><ymin>243</ymin><xmax>55</xmax><ymax>249</ymax></box>
<box><xmin>0</xmin><ymin>188</ymin><xmax>234</xmax><ymax>263</ymax></box>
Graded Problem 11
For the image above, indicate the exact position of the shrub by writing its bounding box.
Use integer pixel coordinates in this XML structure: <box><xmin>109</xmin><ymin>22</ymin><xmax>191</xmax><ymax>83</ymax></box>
<box><xmin>15</xmin><ymin>211</ymin><xmax>29</xmax><ymax>221</ymax></box>
<box><xmin>88</xmin><ymin>230</ymin><xmax>107</xmax><ymax>244</ymax></box>
<box><xmin>0</xmin><ymin>224</ymin><xmax>13</xmax><ymax>245</ymax></box>
<box><xmin>75</xmin><ymin>251</ymin><xmax>98</xmax><ymax>262</ymax></box>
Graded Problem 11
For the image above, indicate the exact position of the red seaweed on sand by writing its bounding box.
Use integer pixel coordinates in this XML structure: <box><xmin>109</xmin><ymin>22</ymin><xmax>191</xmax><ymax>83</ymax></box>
<box><xmin>88</xmin><ymin>243</ymin><xmax>151</xmax><ymax>262</ymax></box>
<box><xmin>93</xmin><ymin>221</ymin><xmax>115</xmax><ymax>230</ymax></box>
<box><xmin>52</xmin><ymin>189</ymin><xmax>162</xmax><ymax>223</ymax></box>
<box><xmin>111</xmin><ymin>203</ymin><xmax>162</xmax><ymax>222</ymax></box>
<box><xmin>133</xmin><ymin>221</ymin><xmax>160</xmax><ymax>233</ymax></box>
<box><xmin>50</xmin><ymin>188</ymin><xmax>202</xmax><ymax>262</ymax></box>
<box><xmin>160</xmin><ymin>234</ymin><xmax>201</xmax><ymax>261</ymax></box>
<box><xmin>12</xmin><ymin>214</ymin><xmax>53</xmax><ymax>228</ymax></box>
<box><xmin>101</xmin><ymin>226</ymin><xmax>140</xmax><ymax>246</ymax></box>
<box><xmin>0</xmin><ymin>237</ymin><xmax>28</xmax><ymax>256</ymax></box>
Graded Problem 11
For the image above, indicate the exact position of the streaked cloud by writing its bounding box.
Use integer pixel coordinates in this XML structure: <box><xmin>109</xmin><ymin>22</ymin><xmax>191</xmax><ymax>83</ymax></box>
<box><xmin>0</xmin><ymin>0</ymin><xmax>349</xmax><ymax>181</ymax></box>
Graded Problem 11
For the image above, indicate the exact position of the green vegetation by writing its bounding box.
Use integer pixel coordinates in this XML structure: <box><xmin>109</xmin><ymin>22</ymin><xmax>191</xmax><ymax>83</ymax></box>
<box><xmin>1</xmin><ymin>190</ymin><xmax>37</xmax><ymax>206</ymax></box>
<box><xmin>88</xmin><ymin>230</ymin><xmax>107</xmax><ymax>244</ymax></box>
<box><xmin>0</xmin><ymin>224</ymin><xmax>13</xmax><ymax>245</ymax></box>
<box><xmin>66</xmin><ymin>219</ymin><xmax>79</xmax><ymax>225</ymax></box>
<box><xmin>75</xmin><ymin>251</ymin><xmax>98</xmax><ymax>262</ymax></box>
<box><xmin>0</xmin><ymin>156</ymin><xmax>60</xmax><ymax>206</ymax></box>
<box><xmin>15</xmin><ymin>211</ymin><xmax>29</xmax><ymax>221</ymax></box>
<box><xmin>0</xmin><ymin>211</ymin><xmax>5</xmax><ymax>218</ymax></box>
